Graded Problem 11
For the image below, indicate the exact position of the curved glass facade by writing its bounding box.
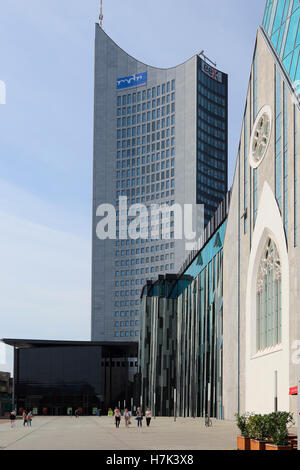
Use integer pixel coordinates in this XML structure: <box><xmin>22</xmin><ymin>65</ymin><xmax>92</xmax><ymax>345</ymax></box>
<box><xmin>263</xmin><ymin>0</ymin><xmax>300</xmax><ymax>85</ymax></box>
<box><xmin>139</xmin><ymin>199</ymin><xmax>229</xmax><ymax>418</ymax></box>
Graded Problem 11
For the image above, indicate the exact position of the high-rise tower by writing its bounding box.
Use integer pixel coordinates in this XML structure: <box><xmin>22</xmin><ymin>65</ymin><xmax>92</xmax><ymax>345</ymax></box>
<box><xmin>92</xmin><ymin>25</ymin><xmax>228</xmax><ymax>341</ymax></box>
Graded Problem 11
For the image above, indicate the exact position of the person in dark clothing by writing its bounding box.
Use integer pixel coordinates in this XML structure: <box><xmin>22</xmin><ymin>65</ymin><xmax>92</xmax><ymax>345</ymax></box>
<box><xmin>10</xmin><ymin>411</ymin><xmax>16</xmax><ymax>428</ymax></box>
<box><xmin>114</xmin><ymin>408</ymin><xmax>121</xmax><ymax>428</ymax></box>
<box><xmin>26</xmin><ymin>411</ymin><xmax>33</xmax><ymax>427</ymax></box>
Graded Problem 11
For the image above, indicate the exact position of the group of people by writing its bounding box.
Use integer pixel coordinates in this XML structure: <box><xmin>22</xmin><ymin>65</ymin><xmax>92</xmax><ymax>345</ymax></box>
<box><xmin>22</xmin><ymin>410</ymin><xmax>33</xmax><ymax>426</ymax></box>
<box><xmin>110</xmin><ymin>407</ymin><xmax>152</xmax><ymax>429</ymax></box>
<box><xmin>9</xmin><ymin>410</ymin><xmax>33</xmax><ymax>428</ymax></box>
<box><xmin>68</xmin><ymin>408</ymin><xmax>81</xmax><ymax>418</ymax></box>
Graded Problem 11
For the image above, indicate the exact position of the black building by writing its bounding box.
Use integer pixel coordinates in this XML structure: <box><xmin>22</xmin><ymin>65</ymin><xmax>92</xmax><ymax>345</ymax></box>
<box><xmin>197</xmin><ymin>56</ymin><xmax>228</xmax><ymax>226</ymax></box>
<box><xmin>3</xmin><ymin>339</ymin><xmax>138</xmax><ymax>416</ymax></box>
<box><xmin>0</xmin><ymin>371</ymin><xmax>12</xmax><ymax>416</ymax></box>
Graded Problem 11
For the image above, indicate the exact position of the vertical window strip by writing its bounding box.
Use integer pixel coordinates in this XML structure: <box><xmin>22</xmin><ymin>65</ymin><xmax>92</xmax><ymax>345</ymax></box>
<box><xmin>264</xmin><ymin>0</ymin><xmax>274</xmax><ymax>31</ymax></box>
<box><xmin>263</xmin><ymin>0</ymin><xmax>269</xmax><ymax>28</ymax></box>
<box><xmin>253</xmin><ymin>51</ymin><xmax>258</xmax><ymax>120</ymax></box>
<box><xmin>267</xmin><ymin>0</ymin><xmax>273</xmax><ymax>28</ymax></box>
<box><xmin>244</xmin><ymin>107</ymin><xmax>248</xmax><ymax>234</ymax></box>
<box><xmin>257</xmin><ymin>292</ymin><xmax>261</xmax><ymax>351</ymax></box>
<box><xmin>294</xmin><ymin>105</ymin><xmax>298</xmax><ymax>246</ymax></box>
<box><xmin>238</xmin><ymin>148</ymin><xmax>241</xmax><ymax>413</ymax></box>
<box><xmin>283</xmin><ymin>83</ymin><xmax>288</xmax><ymax>239</ymax></box>
<box><xmin>279</xmin><ymin>5</ymin><xmax>292</xmax><ymax>60</ymax></box>
<box><xmin>268</xmin><ymin>0</ymin><xmax>279</xmax><ymax>36</ymax></box>
<box><xmin>249</xmin><ymin>78</ymin><xmax>253</xmax><ymax>245</ymax></box>
<box><xmin>268</xmin><ymin>269</ymin><xmax>272</xmax><ymax>348</ymax></box>
<box><xmin>253</xmin><ymin>51</ymin><xmax>258</xmax><ymax>226</ymax></box>
<box><xmin>253</xmin><ymin>170</ymin><xmax>258</xmax><ymax>225</ymax></box>
<box><xmin>272</xmin><ymin>0</ymin><xmax>285</xmax><ymax>35</ymax></box>
<box><xmin>275</xmin><ymin>67</ymin><xmax>283</xmax><ymax>212</ymax></box>
<box><xmin>256</xmin><ymin>239</ymin><xmax>282</xmax><ymax>352</ymax></box>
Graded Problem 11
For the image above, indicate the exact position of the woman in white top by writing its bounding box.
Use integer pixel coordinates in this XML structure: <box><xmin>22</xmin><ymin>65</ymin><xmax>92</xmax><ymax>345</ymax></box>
<box><xmin>145</xmin><ymin>408</ymin><xmax>152</xmax><ymax>427</ymax></box>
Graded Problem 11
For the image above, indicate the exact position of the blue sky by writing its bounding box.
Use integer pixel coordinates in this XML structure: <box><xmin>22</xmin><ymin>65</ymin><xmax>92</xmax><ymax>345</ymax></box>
<box><xmin>0</xmin><ymin>0</ymin><xmax>265</xmax><ymax>371</ymax></box>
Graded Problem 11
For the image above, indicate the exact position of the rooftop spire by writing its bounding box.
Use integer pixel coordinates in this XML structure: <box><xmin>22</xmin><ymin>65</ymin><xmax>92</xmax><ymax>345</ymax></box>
<box><xmin>99</xmin><ymin>0</ymin><xmax>104</xmax><ymax>28</ymax></box>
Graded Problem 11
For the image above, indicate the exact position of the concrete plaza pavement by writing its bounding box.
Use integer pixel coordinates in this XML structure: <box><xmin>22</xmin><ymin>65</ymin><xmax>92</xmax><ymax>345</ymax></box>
<box><xmin>0</xmin><ymin>416</ymin><xmax>238</xmax><ymax>450</ymax></box>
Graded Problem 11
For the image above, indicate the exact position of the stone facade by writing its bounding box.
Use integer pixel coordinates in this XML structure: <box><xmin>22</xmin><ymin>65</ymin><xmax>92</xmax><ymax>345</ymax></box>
<box><xmin>223</xmin><ymin>22</ymin><xmax>300</xmax><ymax>419</ymax></box>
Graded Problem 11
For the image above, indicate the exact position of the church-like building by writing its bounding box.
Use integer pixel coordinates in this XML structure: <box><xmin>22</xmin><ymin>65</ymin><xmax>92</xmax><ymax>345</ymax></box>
<box><xmin>139</xmin><ymin>0</ymin><xmax>300</xmax><ymax>420</ymax></box>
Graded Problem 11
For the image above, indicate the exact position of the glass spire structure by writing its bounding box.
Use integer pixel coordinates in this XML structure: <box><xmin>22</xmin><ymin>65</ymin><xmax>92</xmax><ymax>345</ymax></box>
<box><xmin>263</xmin><ymin>0</ymin><xmax>300</xmax><ymax>86</ymax></box>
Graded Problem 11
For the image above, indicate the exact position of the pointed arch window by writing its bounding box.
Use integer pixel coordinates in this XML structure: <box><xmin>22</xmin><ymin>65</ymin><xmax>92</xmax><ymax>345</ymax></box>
<box><xmin>256</xmin><ymin>238</ymin><xmax>282</xmax><ymax>352</ymax></box>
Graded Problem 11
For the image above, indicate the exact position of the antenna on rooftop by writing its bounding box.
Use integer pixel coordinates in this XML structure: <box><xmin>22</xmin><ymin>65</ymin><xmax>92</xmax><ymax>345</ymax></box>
<box><xmin>198</xmin><ymin>50</ymin><xmax>217</xmax><ymax>68</ymax></box>
<box><xmin>99</xmin><ymin>0</ymin><xmax>104</xmax><ymax>28</ymax></box>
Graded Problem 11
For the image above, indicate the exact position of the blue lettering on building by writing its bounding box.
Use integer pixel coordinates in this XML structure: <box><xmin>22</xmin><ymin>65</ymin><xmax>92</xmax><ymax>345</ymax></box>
<box><xmin>117</xmin><ymin>72</ymin><xmax>147</xmax><ymax>90</ymax></box>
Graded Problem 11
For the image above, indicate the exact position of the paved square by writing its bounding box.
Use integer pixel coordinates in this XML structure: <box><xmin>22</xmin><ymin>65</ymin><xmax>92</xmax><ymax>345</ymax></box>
<box><xmin>0</xmin><ymin>416</ymin><xmax>238</xmax><ymax>450</ymax></box>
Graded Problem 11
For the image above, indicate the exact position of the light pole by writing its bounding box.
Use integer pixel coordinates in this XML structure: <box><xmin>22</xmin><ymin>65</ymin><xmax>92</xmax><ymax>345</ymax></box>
<box><xmin>274</xmin><ymin>370</ymin><xmax>278</xmax><ymax>412</ymax></box>
<box><xmin>174</xmin><ymin>389</ymin><xmax>177</xmax><ymax>422</ymax></box>
<box><xmin>298</xmin><ymin>368</ymin><xmax>300</xmax><ymax>451</ymax></box>
<box><xmin>207</xmin><ymin>382</ymin><xmax>211</xmax><ymax>422</ymax></box>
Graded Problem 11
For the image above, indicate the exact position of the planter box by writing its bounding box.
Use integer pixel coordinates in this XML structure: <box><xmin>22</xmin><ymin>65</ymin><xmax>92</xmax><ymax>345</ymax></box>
<box><xmin>237</xmin><ymin>436</ymin><xmax>250</xmax><ymax>451</ymax></box>
<box><xmin>289</xmin><ymin>439</ymin><xmax>297</xmax><ymax>450</ymax></box>
<box><xmin>265</xmin><ymin>443</ymin><xmax>292</xmax><ymax>451</ymax></box>
<box><xmin>250</xmin><ymin>439</ymin><xmax>266</xmax><ymax>451</ymax></box>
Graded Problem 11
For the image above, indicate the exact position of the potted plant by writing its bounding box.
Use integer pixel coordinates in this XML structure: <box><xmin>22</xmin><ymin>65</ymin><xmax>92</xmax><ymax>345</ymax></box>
<box><xmin>265</xmin><ymin>412</ymin><xmax>294</xmax><ymax>451</ymax></box>
<box><xmin>248</xmin><ymin>414</ymin><xmax>267</xmax><ymax>450</ymax></box>
<box><xmin>235</xmin><ymin>413</ymin><xmax>251</xmax><ymax>450</ymax></box>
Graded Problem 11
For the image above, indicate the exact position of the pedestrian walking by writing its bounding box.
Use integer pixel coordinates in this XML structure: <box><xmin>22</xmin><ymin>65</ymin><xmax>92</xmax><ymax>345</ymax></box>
<box><xmin>136</xmin><ymin>407</ymin><xmax>143</xmax><ymax>428</ymax></box>
<box><xmin>114</xmin><ymin>408</ymin><xmax>121</xmax><ymax>428</ymax></box>
<box><xmin>23</xmin><ymin>410</ymin><xmax>27</xmax><ymax>427</ymax></box>
<box><xmin>74</xmin><ymin>408</ymin><xmax>79</xmax><ymax>418</ymax></box>
<box><xmin>26</xmin><ymin>411</ymin><xmax>33</xmax><ymax>427</ymax></box>
<box><xmin>10</xmin><ymin>411</ymin><xmax>16</xmax><ymax>428</ymax></box>
<box><xmin>124</xmin><ymin>408</ymin><xmax>131</xmax><ymax>427</ymax></box>
<box><xmin>145</xmin><ymin>408</ymin><xmax>152</xmax><ymax>427</ymax></box>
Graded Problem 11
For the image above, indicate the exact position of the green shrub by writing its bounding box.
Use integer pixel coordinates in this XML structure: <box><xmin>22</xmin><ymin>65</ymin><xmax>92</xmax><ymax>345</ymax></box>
<box><xmin>247</xmin><ymin>414</ymin><xmax>268</xmax><ymax>441</ymax></box>
<box><xmin>235</xmin><ymin>413</ymin><xmax>250</xmax><ymax>438</ymax></box>
<box><xmin>265</xmin><ymin>412</ymin><xmax>294</xmax><ymax>446</ymax></box>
